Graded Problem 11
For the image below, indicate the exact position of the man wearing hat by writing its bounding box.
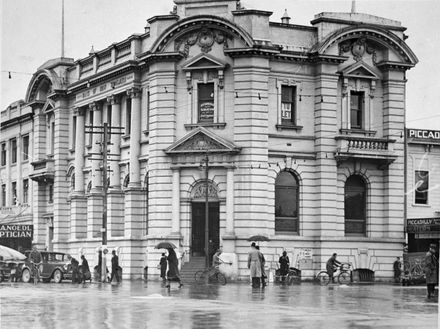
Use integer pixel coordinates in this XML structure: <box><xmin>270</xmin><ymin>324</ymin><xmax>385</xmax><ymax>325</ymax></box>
<box><xmin>424</xmin><ymin>244</ymin><xmax>438</xmax><ymax>299</ymax></box>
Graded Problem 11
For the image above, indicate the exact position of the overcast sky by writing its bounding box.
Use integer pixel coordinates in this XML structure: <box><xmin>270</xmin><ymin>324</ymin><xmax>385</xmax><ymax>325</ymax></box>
<box><xmin>1</xmin><ymin>0</ymin><xmax>439</xmax><ymax>129</ymax></box>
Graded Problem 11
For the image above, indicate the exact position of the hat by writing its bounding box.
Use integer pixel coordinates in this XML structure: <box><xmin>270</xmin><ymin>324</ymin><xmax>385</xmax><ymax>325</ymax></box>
<box><xmin>429</xmin><ymin>243</ymin><xmax>437</xmax><ymax>249</ymax></box>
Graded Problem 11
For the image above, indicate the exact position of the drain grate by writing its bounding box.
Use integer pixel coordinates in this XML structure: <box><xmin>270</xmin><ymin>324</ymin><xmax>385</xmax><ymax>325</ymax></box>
<box><xmin>354</xmin><ymin>269</ymin><xmax>375</xmax><ymax>282</ymax></box>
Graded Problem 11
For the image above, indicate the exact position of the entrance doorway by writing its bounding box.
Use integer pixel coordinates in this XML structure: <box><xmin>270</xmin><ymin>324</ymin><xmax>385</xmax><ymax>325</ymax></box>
<box><xmin>191</xmin><ymin>202</ymin><xmax>219</xmax><ymax>261</ymax></box>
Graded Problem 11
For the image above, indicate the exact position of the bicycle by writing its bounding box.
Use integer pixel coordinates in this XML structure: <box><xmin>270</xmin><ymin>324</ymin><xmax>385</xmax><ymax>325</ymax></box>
<box><xmin>194</xmin><ymin>260</ymin><xmax>232</xmax><ymax>285</ymax></box>
<box><xmin>316</xmin><ymin>263</ymin><xmax>351</xmax><ymax>285</ymax></box>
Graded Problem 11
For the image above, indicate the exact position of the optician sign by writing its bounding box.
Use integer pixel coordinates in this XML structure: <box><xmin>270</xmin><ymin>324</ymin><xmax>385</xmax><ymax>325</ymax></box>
<box><xmin>407</xmin><ymin>217</ymin><xmax>440</xmax><ymax>233</ymax></box>
<box><xmin>407</xmin><ymin>129</ymin><xmax>440</xmax><ymax>140</ymax></box>
<box><xmin>0</xmin><ymin>225</ymin><xmax>33</xmax><ymax>239</ymax></box>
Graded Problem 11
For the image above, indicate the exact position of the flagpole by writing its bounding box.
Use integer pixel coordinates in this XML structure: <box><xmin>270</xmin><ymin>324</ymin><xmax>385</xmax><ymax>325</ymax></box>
<box><xmin>61</xmin><ymin>0</ymin><xmax>65</xmax><ymax>58</ymax></box>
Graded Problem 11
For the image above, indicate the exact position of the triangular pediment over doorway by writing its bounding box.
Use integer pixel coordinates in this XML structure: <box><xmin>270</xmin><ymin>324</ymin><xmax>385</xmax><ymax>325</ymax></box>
<box><xmin>165</xmin><ymin>127</ymin><xmax>241</xmax><ymax>155</ymax></box>
<box><xmin>339</xmin><ymin>61</ymin><xmax>380</xmax><ymax>80</ymax></box>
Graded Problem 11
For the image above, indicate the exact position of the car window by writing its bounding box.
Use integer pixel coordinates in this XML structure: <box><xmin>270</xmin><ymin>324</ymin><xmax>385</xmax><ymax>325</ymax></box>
<box><xmin>54</xmin><ymin>253</ymin><xmax>64</xmax><ymax>261</ymax></box>
<box><xmin>42</xmin><ymin>253</ymin><xmax>49</xmax><ymax>262</ymax></box>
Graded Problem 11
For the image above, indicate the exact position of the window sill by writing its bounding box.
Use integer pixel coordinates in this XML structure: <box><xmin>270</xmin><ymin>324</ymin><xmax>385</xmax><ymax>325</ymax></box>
<box><xmin>411</xmin><ymin>203</ymin><xmax>431</xmax><ymax>207</ymax></box>
<box><xmin>276</xmin><ymin>124</ymin><xmax>303</xmax><ymax>131</ymax></box>
<box><xmin>142</xmin><ymin>129</ymin><xmax>149</xmax><ymax>136</ymax></box>
<box><xmin>122</xmin><ymin>135</ymin><xmax>131</xmax><ymax>141</ymax></box>
<box><xmin>339</xmin><ymin>128</ymin><xmax>377</xmax><ymax>137</ymax></box>
<box><xmin>184</xmin><ymin>122</ymin><xmax>226</xmax><ymax>130</ymax></box>
<box><xmin>274</xmin><ymin>231</ymin><xmax>300</xmax><ymax>236</ymax></box>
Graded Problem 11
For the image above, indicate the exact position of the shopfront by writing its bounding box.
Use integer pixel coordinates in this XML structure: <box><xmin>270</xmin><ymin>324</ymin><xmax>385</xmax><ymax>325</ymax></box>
<box><xmin>0</xmin><ymin>224</ymin><xmax>33</xmax><ymax>251</ymax></box>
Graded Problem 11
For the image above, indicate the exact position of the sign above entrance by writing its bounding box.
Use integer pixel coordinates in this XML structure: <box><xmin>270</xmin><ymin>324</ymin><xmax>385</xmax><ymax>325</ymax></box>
<box><xmin>407</xmin><ymin>217</ymin><xmax>440</xmax><ymax>233</ymax></box>
<box><xmin>407</xmin><ymin>129</ymin><xmax>440</xmax><ymax>141</ymax></box>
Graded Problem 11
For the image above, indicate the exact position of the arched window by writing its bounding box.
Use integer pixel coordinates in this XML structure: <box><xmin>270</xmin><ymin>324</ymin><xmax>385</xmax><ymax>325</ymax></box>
<box><xmin>344</xmin><ymin>175</ymin><xmax>367</xmax><ymax>235</ymax></box>
<box><xmin>275</xmin><ymin>171</ymin><xmax>299</xmax><ymax>233</ymax></box>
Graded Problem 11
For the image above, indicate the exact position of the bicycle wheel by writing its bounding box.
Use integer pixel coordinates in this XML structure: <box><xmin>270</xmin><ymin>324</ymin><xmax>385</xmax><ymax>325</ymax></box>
<box><xmin>215</xmin><ymin>272</ymin><xmax>227</xmax><ymax>285</ymax></box>
<box><xmin>316</xmin><ymin>271</ymin><xmax>330</xmax><ymax>285</ymax></box>
<box><xmin>338</xmin><ymin>271</ymin><xmax>351</xmax><ymax>285</ymax></box>
<box><xmin>194</xmin><ymin>270</ymin><xmax>208</xmax><ymax>283</ymax></box>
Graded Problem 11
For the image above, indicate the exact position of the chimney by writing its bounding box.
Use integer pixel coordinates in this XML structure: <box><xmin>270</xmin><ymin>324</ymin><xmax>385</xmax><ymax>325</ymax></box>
<box><xmin>281</xmin><ymin>9</ymin><xmax>290</xmax><ymax>24</ymax></box>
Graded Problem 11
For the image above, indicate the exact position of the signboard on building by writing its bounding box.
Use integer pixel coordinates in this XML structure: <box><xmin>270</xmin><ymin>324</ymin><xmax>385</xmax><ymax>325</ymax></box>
<box><xmin>0</xmin><ymin>224</ymin><xmax>33</xmax><ymax>250</ymax></box>
<box><xmin>407</xmin><ymin>217</ymin><xmax>440</xmax><ymax>233</ymax></box>
<box><xmin>407</xmin><ymin>129</ymin><xmax>440</xmax><ymax>141</ymax></box>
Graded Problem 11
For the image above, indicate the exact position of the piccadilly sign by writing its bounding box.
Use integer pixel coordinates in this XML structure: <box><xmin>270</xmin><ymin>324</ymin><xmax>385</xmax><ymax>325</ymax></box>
<box><xmin>0</xmin><ymin>224</ymin><xmax>33</xmax><ymax>239</ymax></box>
<box><xmin>407</xmin><ymin>129</ymin><xmax>440</xmax><ymax>140</ymax></box>
<box><xmin>407</xmin><ymin>217</ymin><xmax>440</xmax><ymax>233</ymax></box>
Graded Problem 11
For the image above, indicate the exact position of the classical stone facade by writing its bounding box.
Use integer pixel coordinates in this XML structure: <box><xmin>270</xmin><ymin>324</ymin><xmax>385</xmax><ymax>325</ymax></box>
<box><xmin>0</xmin><ymin>0</ymin><xmax>418</xmax><ymax>280</ymax></box>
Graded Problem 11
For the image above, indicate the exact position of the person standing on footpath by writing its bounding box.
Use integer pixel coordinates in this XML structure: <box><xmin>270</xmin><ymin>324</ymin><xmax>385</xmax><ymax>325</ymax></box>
<box><xmin>279</xmin><ymin>251</ymin><xmax>290</xmax><ymax>282</ymax></box>
<box><xmin>248</xmin><ymin>242</ymin><xmax>262</xmax><ymax>288</ymax></box>
<box><xmin>166</xmin><ymin>248</ymin><xmax>182</xmax><ymax>289</ymax></box>
<box><xmin>256</xmin><ymin>246</ymin><xmax>267</xmax><ymax>287</ymax></box>
<box><xmin>29</xmin><ymin>246</ymin><xmax>42</xmax><ymax>284</ymax></box>
<box><xmin>159</xmin><ymin>253</ymin><xmax>167</xmax><ymax>282</ymax></box>
<box><xmin>109</xmin><ymin>250</ymin><xmax>120</xmax><ymax>283</ymax></box>
<box><xmin>80</xmin><ymin>255</ymin><xmax>90</xmax><ymax>283</ymax></box>
<box><xmin>424</xmin><ymin>244</ymin><xmax>438</xmax><ymax>299</ymax></box>
<box><xmin>393</xmin><ymin>257</ymin><xmax>402</xmax><ymax>283</ymax></box>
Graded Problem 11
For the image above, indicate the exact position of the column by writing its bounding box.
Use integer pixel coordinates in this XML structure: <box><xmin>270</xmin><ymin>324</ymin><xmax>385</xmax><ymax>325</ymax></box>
<box><xmin>87</xmin><ymin>102</ymin><xmax>103</xmax><ymax>238</ymax></box>
<box><xmin>128</xmin><ymin>88</ymin><xmax>141</xmax><ymax>187</ymax></box>
<box><xmin>90</xmin><ymin>102</ymin><xmax>102</xmax><ymax>191</ymax></box>
<box><xmin>171</xmin><ymin>168</ymin><xmax>180</xmax><ymax>234</ymax></box>
<box><xmin>17</xmin><ymin>133</ymin><xmax>22</xmax><ymax>204</ymax></box>
<box><xmin>225</xmin><ymin>167</ymin><xmax>234</xmax><ymax>233</ymax></box>
<box><xmin>107</xmin><ymin>95</ymin><xmax>124</xmax><ymax>237</ymax></box>
<box><xmin>71</xmin><ymin>107</ymin><xmax>87</xmax><ymax>239</ymax></box>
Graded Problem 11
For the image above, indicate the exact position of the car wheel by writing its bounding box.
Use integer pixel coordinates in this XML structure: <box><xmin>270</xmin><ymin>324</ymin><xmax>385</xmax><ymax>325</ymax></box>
<box><xmin>53</xmin><ymin>269</ymin><xmax>63</xmax><ymax>283</ymax></box>
<box><xmin>22</xmin><ymin>268</ymin><xmax>31</xmax><ymax>283</ymax></box>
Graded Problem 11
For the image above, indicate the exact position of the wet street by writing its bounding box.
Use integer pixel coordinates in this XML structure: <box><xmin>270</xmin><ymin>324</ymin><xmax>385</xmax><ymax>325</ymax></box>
<box><xmin>0</xmin><ymin>280</ymin><xmax>437</xmax><ymax>329</ymax></box>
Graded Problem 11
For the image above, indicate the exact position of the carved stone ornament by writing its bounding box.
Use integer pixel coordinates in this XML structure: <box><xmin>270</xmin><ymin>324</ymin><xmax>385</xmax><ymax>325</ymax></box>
<box><xmin>339</xmin><ymin>37</ymin><xmax>377</xmax><ymax>64</ymax></box>
<box><xmin>191</xmin><ymin>181</ymin><xmax>219</xmax><ymax>199</ymax></box>
<box><xmin>175</xmin><ymin>28</ymin><xmax>231</xmax><ymax>58</ymax></box>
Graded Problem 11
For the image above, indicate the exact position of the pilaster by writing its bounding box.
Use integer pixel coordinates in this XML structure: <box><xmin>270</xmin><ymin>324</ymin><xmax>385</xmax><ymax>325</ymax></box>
<box><xmin>108</xmin><ymin>190</ymin><xmax>124</xmax><ymax>237</ymax></box>
<box><xmin>89</xmin><ymin>102</ymin><xmax>102</xmax><ymax>192</ymax></box>
<box><xmin>127</xmin><ymin>88</ymin><xmax>142</xmax><ymax>187</ymax></box>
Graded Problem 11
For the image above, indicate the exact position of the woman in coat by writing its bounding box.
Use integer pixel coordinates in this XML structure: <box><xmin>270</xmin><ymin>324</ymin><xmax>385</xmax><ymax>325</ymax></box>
<box><xmin>424</xmin><ymin>244</ymin><xmax>438</xmax><ymax>298</ymax></box>
<box><xmin>166</xmin><ymin>248</ymin><xmax>182</xmax><ymax>288</ymax></box>
<box><xmin>159</xmin><ymin>253</ymin><xmax>167</xmax><ymax>282</ymax></box>
<box><xmin>247</xmin><ymin>243</ymin><xmax>262</xmax><ymax>288</ymax></box>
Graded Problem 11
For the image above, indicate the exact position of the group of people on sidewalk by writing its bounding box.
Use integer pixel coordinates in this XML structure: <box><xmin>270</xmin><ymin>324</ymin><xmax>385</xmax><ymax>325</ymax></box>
<box><xmin>247</xmin><ymin>242</ymin><xmax>268</xmax><ymax>288</ymax></box>
<box><xmin>158</xmin><ymin>248</ymin><xmax>183</xmax><ymax>288</ymax></box>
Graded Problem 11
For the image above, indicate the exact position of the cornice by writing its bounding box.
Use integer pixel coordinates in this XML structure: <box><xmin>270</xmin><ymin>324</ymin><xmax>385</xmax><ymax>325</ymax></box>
<box><xmin>232</xmin><ymin>9</ymin><xmax>273</xmax><ymax>17</ymax></box>
<box><xmin>137</xmin><ymin>51</ymin><xmax>184</xmax><ymax>64</ymax></box>
<box><xmin>269</xmin><ymin>22</ymin><xmax>317</xmax><ymax>31</ymax></box>
<box><xmin>309</xmin><ymin>53</ymin><xmax>348</xmax><ymax>64</ymax></box>
<box><xmin>376</xmin><ymin>60</ymin><xmax>415</xmax><ymax>71</ymax></box>
<box><xmin>223</xmin><ymin>47</ymin><xmax>280</xmax><ymax>58</ymax></box>
<box><xmin>0</xmin><ymin>112</ymin><xmax>33</xmax><ymax>129</ymax></box>
<box><xmin>147</xmin><ymin>14</ymin><xmax>179</xmax><ymax>24</ymax></box>
<box><xmin>310</xmin><ymin>17</ymin><xmax>407</xmax><ymax>32</ymax></box>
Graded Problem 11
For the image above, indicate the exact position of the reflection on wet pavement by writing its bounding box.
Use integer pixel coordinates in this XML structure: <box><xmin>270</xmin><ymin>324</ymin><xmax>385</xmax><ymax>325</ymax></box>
<box><xmin>0</xmin><ymin>281</ymin><xmax>437</xmax><ymax>329</ymax></box>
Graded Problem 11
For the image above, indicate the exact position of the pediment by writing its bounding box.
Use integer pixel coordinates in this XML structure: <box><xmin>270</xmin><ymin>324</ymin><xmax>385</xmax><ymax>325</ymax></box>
<box><xmin>165</xmin><ymin>127</ymin><xmax>240</xmax><ymax>155</ymax></box>
<box><xmin>182</xmin><ymin>53</ymin><xmax>226</xmax><ymax>71</ymax></box>
<box><xmin>339</xmin><ymin>61</ymin><xmax>381</xmax><ymax>80</ymax></box>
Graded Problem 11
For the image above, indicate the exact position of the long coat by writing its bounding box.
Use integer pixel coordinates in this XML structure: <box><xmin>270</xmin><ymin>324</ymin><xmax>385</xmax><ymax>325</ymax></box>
<box><xmin>167</xmin><ymin>250</ymin><xmax>180</xmax><ymax>280</ymax></box>
<box><xmin>424</xmin><ymin>251</ymin><xmax>438</xmax><ymax>284</ymax></box>
<box><xmin>248</xmin><ymin>249</ymin><xmax>262</xmax><ymax>278</ymax></box>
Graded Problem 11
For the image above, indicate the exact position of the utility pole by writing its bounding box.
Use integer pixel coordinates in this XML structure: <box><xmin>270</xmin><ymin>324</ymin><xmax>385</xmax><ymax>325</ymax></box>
<box><xmin>86</xmin><ymin>121</ymin><xmax>124</xmax><ymax>283</ymax></box>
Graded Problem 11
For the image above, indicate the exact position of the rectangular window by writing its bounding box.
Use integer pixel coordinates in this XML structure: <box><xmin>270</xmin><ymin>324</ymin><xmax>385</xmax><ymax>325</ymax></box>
<box><xmin>281</xmin><ymin>86</ymin><xmax>296</xmax><ymax>125</ymax></box>
<box><xmin>126</xmin><ymin>98</ymin><xmax>132</xmax><ymax>135</ymax></box>
<box><xmin>350</xmin><ymin>91</ymin><xmax>364</xmax><ymax>129</ymax></box>
<box><xmin>22</xmin><ymin>135</ymin><xmax>29</xmax><ymax>161</ymax></box>
<box><xmin>415</xmin><ymin>171</ymin><xmax>429</xmax><ymax>204</ymax></box>
<box><xmin>88</xmin><ymin>110</ymin><xmax>94</xmax><ymax>146</ymax></box>
<box><xmin>72</xmin><ymin>116</ymin><xmax>77</xmax><ymax>149</ymax></box>
<box><xmin>48</xmin><ymin>184</ymin><xmax>54</xmax><ymax>204</ymax></box>
<box><xmin>50</xmin><ymin>122</ymin><xmax>55</xmax><ymax>154</ymax></box>
<box><xmin>23</xmin><ymin>179</ymin><xmax>29</xmax><ymax>204</ymax></box>
<box><xmin>1</xmin><ymin>143</ymin><xmax>6</xmax><ymax>166</ymax></box>
<box><xmin>1</xmin><ymin>184</ymin><xmax>6</xmax><ymax>206</ymax></box>
<box><xmin>107</xmin><ymin>105</ymin><xmax>112</xmax><ymax>128</ymax></box>
<box><xmin>198</xmin><ymin>83</ymin><xmax>214</xmax><ymax>123</ymax></box>
<box><xmin>12</xmin><ymin>181</ymin><xmax>17</xmax><ymax>205</ymax></box>
<box><xmin>11</xmin><ymin>138</ymin><xmax>17</xmax><ymax>164</ymax></box>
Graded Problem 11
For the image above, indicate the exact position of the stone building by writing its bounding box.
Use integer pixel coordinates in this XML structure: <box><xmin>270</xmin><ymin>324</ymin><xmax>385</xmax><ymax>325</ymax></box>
<box><xmin>0</xmin><ymin>0</ymin><xmax>418</xmax><ymax>280</ymax></box>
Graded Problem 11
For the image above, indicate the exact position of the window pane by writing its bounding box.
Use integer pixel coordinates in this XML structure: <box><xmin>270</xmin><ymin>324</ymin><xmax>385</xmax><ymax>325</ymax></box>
<box><xmin>281</xmin><ymin>86</ymin><xmax>296</xmax><ymax>125</ymax></box>
<box><xmin>198</xmin><ymin>83</ymin><xmax>214</xmax><ymax>123</ymax></box>
<box><xmin>11</xmin><ymin>139</ymin><xmax>17</xmax><ymax>163</ymax></box>
<box><xmin>415</xmin><ymin>171</ymin><xmax>429</xmax><ymax>204</ymax></box>
<box><xmin>23</xmin><ymin>136</ymin><xmax>29</xmax><ymax>161</ymax></box>
<box><xmin>344</xmin><ymin>175</ymin><xmax>366</xmax><ymax>234</ymax></box>
<box><xmin>1</xmin><ymin>143</ymin><xmax>6</xmax><ymax>166</ymax></box>
<box><xmin>275</xmin><ymin>171</ymin><xmax>299</xmax><ymax>232</ymax></box>
<box><xmin>350</xmin><ymin>91</ymin><xmax>363</xmax><ymax>129</ymax></box>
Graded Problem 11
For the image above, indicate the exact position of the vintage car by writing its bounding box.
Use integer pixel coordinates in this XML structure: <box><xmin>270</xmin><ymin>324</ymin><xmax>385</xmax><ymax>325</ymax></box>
<box><xmin>21</xmin><ymin>251</ymin><xmax>72</xmax><ymax>283</ymax></box>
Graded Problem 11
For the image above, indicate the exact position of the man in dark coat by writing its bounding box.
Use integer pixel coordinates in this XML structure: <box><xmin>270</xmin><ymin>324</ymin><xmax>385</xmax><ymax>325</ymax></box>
<box><xmin>279</xmin><ymin>251</ymin><xmax>290</xmax><ymax>279</ymax></box>
<box><xmin>109</xmin><ymin>250</ymin><xmax>120</xmax><ymax>283</ymax></box>
<box><xmin>29</xmin><ymin>246</ymin><xmax>42</xmax><ymax>283</ymax></box>
<box><xmin>166</xmin><ymin>248</ymin><xmax>182</xmax><ymax>289</ymax></box>
<box><xmin>393</xmin><ymin>257</ymin><xmax>402</xmax><ymax>283</ymax></box>
<box><xmin>326</xmin><ymin>253</ymin><xmax>341</xmax><ymax>283</ymax></box>
<box><xmin>80</xmin><ymin>255</ymin><xmax>90</xmax><ymax>283</ymax></box>
<box><xmin>424</xmin><ymin>244</ymin><xmax>438</xmax><ymax>298</ymax></box>
<box><xmin>70</xmin><ymin>256</ymin><xmax>80</xmax><ymax>283</ymax></box>
<box><xmin>159</xmin><ymin>253</ymin><xmax>167</xmax><ymax>282</ymax></box>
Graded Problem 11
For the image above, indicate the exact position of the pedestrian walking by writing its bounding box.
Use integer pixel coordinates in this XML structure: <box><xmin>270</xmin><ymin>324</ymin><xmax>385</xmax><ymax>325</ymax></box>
<box><xmin>424</xmin><ymin>244</ymin><xmax>438</xmax><ymax>299</ymax></box>
<box><xmin>166</xmin><ymin>248</ymin><xmax>182</xmax><ymax>288</ymax></box>
<box><xmin>29</xmin><ymin>246</ymin><xmax>42</xmax><ymax>284</ymax></box>
<box><xmin>80</xmin><ymin>255</ymin><xmax>91</xmax><ymax>283</ymax></box>
<box><xmin>212</xmin><ymin>249</ymin><xmax>222</xmax><ymax>267</ymax></box>
<box><xmin>248</xmin><ymin>242</ymin><xmax>262</xmax><ymax>288</ymax></box>
<box><xmin>109</xmin><ymin>250</ymin><xmax>120</xmax><ymax>283</ymax></box>
<box><xmin>159</xmin><ymin>253</ymin><xmax>167</xmax><ymax>282</ymax></box>
<box><xmin>393</xmin><ymin>257</ymin><xmax>402</xmax><ymax>283</ymax></box>
<box><xmin>70</xmin><ymin>256</ymin><xmax>80</xmax><ymax>283</ymax></box>
<box><xmin>326</xmin><ymin>253</ymin><xmax>341</xmax><ymax>283</ymax></box>
<box><xmin>256</xmin><ymin>246</ymin><xmax>267</xmax><ymax>287</ymax></box>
